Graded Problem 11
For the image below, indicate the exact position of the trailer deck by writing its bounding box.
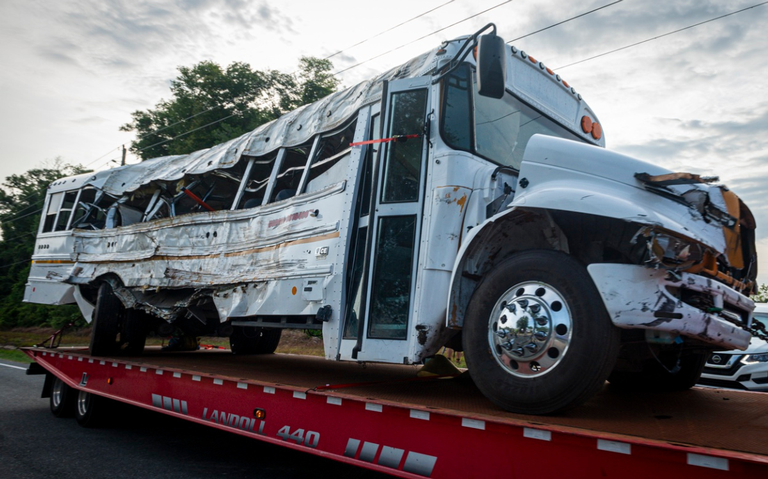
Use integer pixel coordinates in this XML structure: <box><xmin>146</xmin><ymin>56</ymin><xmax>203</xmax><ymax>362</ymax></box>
<box><xmin>25</xmin><ymin>347</ymin><xmax>768</xmax><ymax>478</ymax></box>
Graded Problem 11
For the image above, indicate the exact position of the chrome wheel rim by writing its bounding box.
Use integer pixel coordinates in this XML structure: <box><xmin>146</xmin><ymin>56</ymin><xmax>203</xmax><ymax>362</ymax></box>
<box><xmin>51</xmin><ymin>378</ymin><xmax>64</xmax><ymax>408</ymax></box>
<box><xmin>77</xmin><ymin>390</ymin><xmax>90</xmax><ymax>417</ymax></box>
<box><xmin>488</xmin><ymin>280</ymin><xmax>573</xmax><ymax>378</ymax></box>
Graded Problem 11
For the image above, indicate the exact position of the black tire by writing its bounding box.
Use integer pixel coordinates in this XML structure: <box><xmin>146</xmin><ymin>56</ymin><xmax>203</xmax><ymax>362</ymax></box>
<box><xmin>608</xmin><ymin>351</ymin><xmax>707</xmax><ymax>391</ymax></box>
<box><xmin>90</xmin><ymin>282</ymin><xmax>147</xmax><ymax>356</ymax></box>
<box><xmin>463</xmin><ymin>250</ymin><xmax>620</xmax><ymax>415</ymax></box>
<box><xmin>120</xmin><ymin>309</ymin><xmax>148</xmax><ymax>355</ymax></box>
<box><xmin>230</xmin><ymin>327</ymin><xmax>282</xmax><ymax>355</ymax></box>
<box><xmin>75</xmin><ymin>390</ymin><xmax>109</xmax><ymax>428</ymax></box>
<box><xmin>90</xmin><ymin>283</ymin><xmax>122</xmax><ymax>356</ymax></box>
<box><xmin>49</xmin><ymin>376</ymin><xmax>76</xmax><ymax>418</ymax></box>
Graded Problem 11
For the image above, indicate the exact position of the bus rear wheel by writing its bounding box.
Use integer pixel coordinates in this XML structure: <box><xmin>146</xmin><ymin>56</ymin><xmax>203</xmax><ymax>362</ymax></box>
<box><xmin>230</xmin><ymin>327</ymin><xmax>282</xmax><ymax>355</ymax></box>
<box><xmin>463</xmin><ymin>250</ymin><xmax>620</xmax><ymax>415</ymax></box>
<box><xmin>90</xmin><ymin>282</ymin><xmax>146</xmax><ymax>356</ymax></box>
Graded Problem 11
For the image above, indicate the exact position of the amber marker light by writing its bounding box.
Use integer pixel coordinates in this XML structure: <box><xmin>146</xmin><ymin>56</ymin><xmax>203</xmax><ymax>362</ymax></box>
<box><xmin>581</xmin><ymin>116</ymin><xmax>593</xmax><ymax>134</ymax></box>
<box><xmin>107</xmin><ymin>378</ymin><xmax>114</xmax><ymax>385</ymax></box>
<box><xmin>528</xmin><ymin>55</ymin><xmax>537</xmax><ymax>64</ymax></box>
<box><xmin>591</xmin><ymin>122</ymin><xmax>603</xmax><ymax>140</ymax></box>
<box><xmin>253</xmin><ymin>408</ymin><xmax>266</xmax><ymax>420</ymax></box>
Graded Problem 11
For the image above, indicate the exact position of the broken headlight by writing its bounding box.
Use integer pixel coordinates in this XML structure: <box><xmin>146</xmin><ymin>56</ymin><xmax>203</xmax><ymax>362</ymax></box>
<box><xmin>642</xmin><ymin>230</ymin><xmax>704</xmax><ymax>270</ymax></box>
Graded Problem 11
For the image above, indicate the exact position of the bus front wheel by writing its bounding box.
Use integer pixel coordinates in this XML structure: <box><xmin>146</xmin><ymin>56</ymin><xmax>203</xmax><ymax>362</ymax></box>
<box><xmin>463</xmin><ymin>250</ymin><xmax>620</xmax><ymax>415</ymax></box>
<box><xmin>230</xmin><ymin>327</ymin><xmax>282</xmax><ymax>355</ymax></box>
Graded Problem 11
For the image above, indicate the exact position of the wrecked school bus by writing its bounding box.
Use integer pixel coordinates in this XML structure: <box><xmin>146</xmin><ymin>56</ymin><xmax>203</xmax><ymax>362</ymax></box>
<box><xmin>25</xmin><ymin>25</ymin><xmax>759</xmax><ymax>414</ymax></box>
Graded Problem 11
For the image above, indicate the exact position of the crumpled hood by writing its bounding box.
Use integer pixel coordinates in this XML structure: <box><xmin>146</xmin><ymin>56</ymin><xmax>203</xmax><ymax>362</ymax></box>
<box><xmin>514</xmin><ymin>135</ymin><xmax>741</xmax><ymax>255</ymax></box>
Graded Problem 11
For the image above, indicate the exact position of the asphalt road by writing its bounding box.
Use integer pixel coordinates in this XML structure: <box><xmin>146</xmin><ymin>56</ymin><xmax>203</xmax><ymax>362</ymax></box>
<box><xmin>0</xmin><ymin>359</ymin><xmax>392</xmax><ymax>479</ymax></box>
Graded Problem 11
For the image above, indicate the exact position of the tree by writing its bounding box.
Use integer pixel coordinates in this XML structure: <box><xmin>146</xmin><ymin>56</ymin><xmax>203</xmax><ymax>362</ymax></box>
<box><xmin>121</xmin><ymin>57</ymin><xmax>341</xmax><ymax>161</ymax></box>
<box><xmin>753</xmin><ymin>284</ymin><xmax>768</xmax><ymax>303</ymax></box>
<box><xmin>0</xmin><ymin>160</ymin><xmax>90</xmax><ymax>329</ymax></box>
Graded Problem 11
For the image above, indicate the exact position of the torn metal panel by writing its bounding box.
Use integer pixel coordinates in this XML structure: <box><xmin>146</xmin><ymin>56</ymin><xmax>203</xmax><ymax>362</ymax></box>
<box><xmin>588</xmin><ymin>263</ymin><xmax>753</xmax><ymax>350</ymax></box>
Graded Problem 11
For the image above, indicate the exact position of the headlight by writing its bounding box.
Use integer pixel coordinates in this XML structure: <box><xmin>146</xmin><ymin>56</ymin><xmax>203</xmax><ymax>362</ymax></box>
<box><xmin>741</xmin><ymin>353</ymin><xmax>768</xmax><ymax>364</ymax></box>
<box><xmin>646</xmin><ymin>232</ymin><xmax>704</xmax><ymax>268</ymax></box>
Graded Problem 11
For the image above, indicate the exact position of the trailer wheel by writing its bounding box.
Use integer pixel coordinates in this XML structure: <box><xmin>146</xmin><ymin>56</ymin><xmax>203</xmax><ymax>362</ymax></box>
<box><xmin>463</xmin><ymin>250</ymin><xmax>620</xmax><ymax>414</ymax></box>
<box><xmin>90</xmin><ymin>282</ymin><xmax>123</xmax><ymax>356</ymax></box>
<box><xmin>75</xmin><ymin>390</ymin><xmax>108</xmax><ymax>428</ymax></box>
<box><xmin>230</xmin><ymin>327</ymin><xmax>282</xmax><ymax>354</ymax></box>
<box><xmin>608</xmin><ymin>351</ymin><xmax>707</xmax><ymax>391</ymax></box>
<box><xmin>50</xmin><ymin>376</ymin><xmax>76</xmax><ymax>418</ymax></box>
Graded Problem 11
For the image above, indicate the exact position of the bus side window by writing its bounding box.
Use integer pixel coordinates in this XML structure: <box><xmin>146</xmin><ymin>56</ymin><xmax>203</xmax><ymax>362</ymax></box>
<box><xmin>54</xmin><ymin>191</ymin><xmax>79</xmax><ymax>231</ymax></box>
<box><xmin>42</xmin><ymin>192</ymin><xmax>63</xmax><ymax>233</ymax></box>
<box><xmin>303</xmin><ymin>120</ymin><xmax>357</xmax><ymax>195</ymax></box>
<box><xmin>238</xmin><ymin>152</ymin><xmax>278</xmax><ymax>209</ymax></box>
<box><xmin>268</xmin><ymin>141</ymin><xmax>312</xmax><ymax>203</ymax></box>
<box><xmin>70</xmin><ymin>188</ymin><xmax>106</xmax><ymax>230</ymax></box>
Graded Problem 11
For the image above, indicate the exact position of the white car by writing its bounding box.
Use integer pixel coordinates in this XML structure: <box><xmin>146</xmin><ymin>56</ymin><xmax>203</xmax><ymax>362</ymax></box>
<box><xmin>698</xmin><ymin>303</ymin><xmax>768</xmax><ymax>391</ymax></box>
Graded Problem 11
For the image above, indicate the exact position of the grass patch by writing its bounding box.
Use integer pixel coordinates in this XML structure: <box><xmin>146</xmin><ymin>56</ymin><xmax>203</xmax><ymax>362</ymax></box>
<box><xmin>0</xmin><ymin>349</ymin><xmax>33</xmax><ymax>363</ymax></box>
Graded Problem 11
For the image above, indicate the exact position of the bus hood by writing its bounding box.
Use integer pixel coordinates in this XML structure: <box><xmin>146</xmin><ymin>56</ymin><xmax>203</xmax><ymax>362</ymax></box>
<box><xmin>512</xmin><ymin>135</ymin><xmax>755</xmax><ymax>268</ymax></box>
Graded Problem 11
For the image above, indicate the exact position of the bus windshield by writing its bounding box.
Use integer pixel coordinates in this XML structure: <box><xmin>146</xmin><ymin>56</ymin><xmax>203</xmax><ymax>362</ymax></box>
<box><xmin>441</xmin><ymin>64</ymin><xmax>583</xmax><ymax>170</ymax></box>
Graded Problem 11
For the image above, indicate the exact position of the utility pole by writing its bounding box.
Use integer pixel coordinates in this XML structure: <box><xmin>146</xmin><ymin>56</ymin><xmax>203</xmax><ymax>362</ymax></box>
<box><xmin>121</xmin><ymin>145</ymin><xmax>126</xmax><ymax>166</ymax></box>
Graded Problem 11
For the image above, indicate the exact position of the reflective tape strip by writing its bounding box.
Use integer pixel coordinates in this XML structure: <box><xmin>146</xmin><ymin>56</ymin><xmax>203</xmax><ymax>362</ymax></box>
<box><xmin>327</xmin><ymin>397</ymin><xmax>342</xmax><ymax>406</ymax></box>
<box><xmin>410</xmin><ymin>410</ymin><xmax>430</xmax><ymax>421</ymax></box>
<box><xmin>688</xmin><ymin>453</ymin><xmax>729</xmax><ymax>471</ymax></box>
<box><xmin>173</xmin><ymin>372</ymin><xmax>182</xmax><ymax>378</ymax></box>
<box><xmin>213</xmin><ymin>378</ymin><xmax>223</xmax><ymax>385</ymax></box>
<box><xmin>264</xmin><ymin>386</ymin><xmax>275</xmax><ymax>394</ymax></box>
<box><xmin>192</xmin><ymin>375</ymin><xmax>201</xmax><ymax>381</ymax></box>
<box><xmin>156</xmin><ymin>369</ymin><xmax>163</xmax><ymax>375</ymax></box>
<box><xmin>152</xmin><ymin>394</ymin><xmax>162</xmax><ymax>408</ymax></box>
<box><xmin>237</xmin><ymin>382</ymin><xmax>248</xmax><ymax>390</ymax></box>
<box><xmin>112</xmin><ymin>362</ymin><xmax>118</xmax><ymax>368</ymax></box>
<box><xmin>365</xmin><ymin>403</ymin><xmax>383</xmax><ymax>412</ymax></box>
<box><xmin>125</xmin><ymin>364</ymin><xmax>131</xmax><ymax>369</ymax></box>
<box><xmin>524</xmin><ymin>428</ymin><xmax>552</xmax><ymax>441</ymax></box>
<box><xmin>597</xmin><ymin>439</ymin><xmax>631</xmax><ymax>455</ymax></box>
<box><xmin>293</xmin><ymin>391</ymin><xmax>306</xmax><ymax>400</ymax></box>
<box><xmin>462</xmin><ymin>418</ymin><xmax>485</xmax><ymax>430</ymax></box>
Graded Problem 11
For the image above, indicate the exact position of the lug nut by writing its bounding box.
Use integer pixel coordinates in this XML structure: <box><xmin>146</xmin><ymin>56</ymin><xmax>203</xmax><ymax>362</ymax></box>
<box><xmin>525</xmin><ymin>343</ymin><xmax>538</xmax><ymax>352</ymax></box>
<box><xmin>529</xmin><ymin>304</ymin><xmax>541</xmax><ymax>314</ymax></box>
<box><xmin>518</xmin><ymin>299</ymin><xmax>529</xmax><ymax>309</ymax></box>
<box><xmin>534</xmin><ymin>331</ymin><xmax>547</xmax><ymax>341</ymax></box>
<box><xmin>505</xmin><ymin>303</ymin><xmax>516</xmax><ymax>313</ymax></box>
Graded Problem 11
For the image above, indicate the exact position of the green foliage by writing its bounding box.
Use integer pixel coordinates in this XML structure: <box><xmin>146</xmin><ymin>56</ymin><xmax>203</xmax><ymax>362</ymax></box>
<box><xmin>752</xmin><ymin>283</ymin><xmax>768</xmax><ymax>303</ymax></box>
<box><xmin>121</xmin><ymin>57</ymin><xmax>341</xmax><ymax>160</ymax></box>
<box><xmin>0</xmin><ymin>159</ymin><xmax>89</xmax><ymax>329</ymax></box>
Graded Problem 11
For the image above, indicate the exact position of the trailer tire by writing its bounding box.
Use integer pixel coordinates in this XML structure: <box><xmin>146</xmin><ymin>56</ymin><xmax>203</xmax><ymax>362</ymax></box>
<box><xmin>608</xmin><ymin>351</ymin><xmax>707</xmax><ymax>391</ymax></box>
<box><xmin>75</xmin><ymin>390</ymin><xmax>108</xmax><ymax>428</ymax></box>
<box><xmin>230</xmin><ymin>327</ymin><xmax>282</xmax><ymax>355</ymax></box>
<box><xmin>50</xmin><ymin>376</ymin><xmax>76</xmax><ymax>418</ymax></box>
<box><xmin>463</xmin><ymin>250</ymin><xmax>620</xmax><ymax>415</ymax></box>
<box><xmin>90</xmin><ymin>282</ymin><xmax>123</xmax><ymax>356</ymax></box>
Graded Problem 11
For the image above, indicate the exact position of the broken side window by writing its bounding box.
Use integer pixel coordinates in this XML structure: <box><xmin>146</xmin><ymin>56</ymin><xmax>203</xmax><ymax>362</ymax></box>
<box><xmin>269</xmin><ymin>141</ymin><xmax>313</xmax><ymax>203</ymax></box>
<box><xmin>238</xmin><ymin>152</ymin><xmax>279</xmax><ymax>209</ymax></box>
<box><xmin>304</xmin><ymin>119</ymin><xmax>357</xmax><ymax>195</ymax></box>
<box><xmin>71</xmin><ymin>188</ymin><xmax>109</xmax><ymax>230</ymax></box>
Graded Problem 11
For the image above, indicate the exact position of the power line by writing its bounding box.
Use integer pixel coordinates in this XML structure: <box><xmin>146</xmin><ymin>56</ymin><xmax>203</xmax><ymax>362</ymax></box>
<box><xmin>325</xmin><ymin>0</ymin><xmax>456</xmax><ymax>60</ymax></box>
<box><xmin>0</xmin><ymin>258</ymin><xmax>32</xmax><ymax>270</ymax></box>
<box><xmin>555</xmin><ymin>1</ymin><xmax>768</xmax><ymax>70</ymax></box>
<box><xmin>507</xmin><ymin>0</ymin><xmax>624</xmax><ymax>43</ymax></box>
<box><xmin>333</xmin><ymin>0</ymin><xmax>516</xmax><ymax>75</ymax></box>
<box><xmin>137</xmin><ymin>113</ymin><xmax>237</xmax><ymax>153</ymax></box>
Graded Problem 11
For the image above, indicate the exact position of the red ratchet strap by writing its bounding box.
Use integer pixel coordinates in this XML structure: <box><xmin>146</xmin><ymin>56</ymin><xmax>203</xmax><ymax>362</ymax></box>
<box><xmin>349</xmin><ymin>133</ymin><xmax>420</xmax><ymax>147</ymax></box>
<box><xmin>181</xmin><ymin>187</ymin><xmax>215</xmax><ymax>212</ymax></box>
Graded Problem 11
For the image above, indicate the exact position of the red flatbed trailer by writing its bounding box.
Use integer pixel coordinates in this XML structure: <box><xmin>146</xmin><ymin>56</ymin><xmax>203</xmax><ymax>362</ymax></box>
<box><xmin>24</xmin><ymin>346</ymin><xmax>768</xmax><ymax>478</ymax></box>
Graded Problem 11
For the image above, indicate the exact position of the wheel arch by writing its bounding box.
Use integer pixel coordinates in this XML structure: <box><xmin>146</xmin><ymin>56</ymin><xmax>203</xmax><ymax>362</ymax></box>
<box><xmin>447</xmin><ymin>207</ymin><xmax>647</xmax><ymax>329</ymax></box>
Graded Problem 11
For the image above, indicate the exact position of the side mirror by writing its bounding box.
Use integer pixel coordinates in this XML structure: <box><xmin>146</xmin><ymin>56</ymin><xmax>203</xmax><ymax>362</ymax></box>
<box><xmin>476</xmin><ymin>34</ymin><xmax>506</xmax><ymax>99</ymax></box>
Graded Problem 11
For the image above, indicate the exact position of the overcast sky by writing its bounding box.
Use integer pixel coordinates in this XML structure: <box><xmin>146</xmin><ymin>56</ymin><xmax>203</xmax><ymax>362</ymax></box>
<box><xmin>1</xmin><ymin>0</ymin><xmax>768</xmax><ymax>283</ymax></box>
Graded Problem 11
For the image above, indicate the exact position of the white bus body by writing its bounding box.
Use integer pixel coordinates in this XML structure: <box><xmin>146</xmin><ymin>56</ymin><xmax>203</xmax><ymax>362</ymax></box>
<box><xmin>25</xmin><ymin>26</ymin><xmax>758</xmax><ymax>414</ymax></box>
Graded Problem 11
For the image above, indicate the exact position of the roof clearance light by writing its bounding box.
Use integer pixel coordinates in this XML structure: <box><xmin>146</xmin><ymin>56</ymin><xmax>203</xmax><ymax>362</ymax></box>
<box><xmin>528</xmin><ymin>55</ymin><xmax>537</xmax><ymax>64</ymax></box>
<box><xmin>591</xmin><ymin>122</ymin><xmax>602</xmax><ymax>140</ymax></box>
<box><xmin>581</xmin><ymin>116</ymin><xmax>593</xmax><ymax>134</ymax></box>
